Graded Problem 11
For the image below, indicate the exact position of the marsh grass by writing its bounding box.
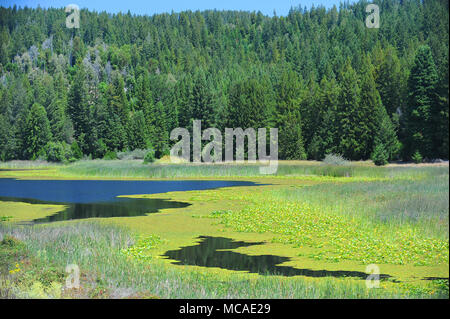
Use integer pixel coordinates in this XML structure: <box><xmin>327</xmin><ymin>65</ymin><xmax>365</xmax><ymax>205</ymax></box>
<box><xmin>37</xmin><ymin>160</ymin><xmax>449</xmax><ymax>180</ymax></box>
<box><xmin>1</xmin><ymin>160</ymin><xmax>448</xmax><ymax>298</ymax></box>
<box><xmin>1</xmin><ymin>159</ymin><xmax>448</xmax><ymax>180</ymax></box>
<box><xmin>271</xmin><ymin>175</ymin><xmax>449</xmax><ymax>239</ymax></box>
<box><xmin>0</xmin><ymin>160</ymin><xmax>60</xmax><ymax>169</ymax></box>
<box><xmin>206</xmin><ymin>169</ymin><xmax>449</xmax><ymax>266</ymax></box>
<box><xmin>0</xmin><ymin>222</ymin><xmax>445</xmax><ymax>299</ymax></box>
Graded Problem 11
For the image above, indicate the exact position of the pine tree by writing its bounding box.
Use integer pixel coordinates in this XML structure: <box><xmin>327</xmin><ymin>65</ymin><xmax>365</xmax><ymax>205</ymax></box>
<box><xmin>48</xmin><ymin>72</ymin><xmax>73</xmax><ymax>143</ymax></box>
<box><xmin>404</xmin><ymin>45</ymin><xmax>439</xmax><ymax>159</ymax></box>
<box><xmin>0</xmin><ymin>114</ymin><xmax>10</xmax><ymax>161</ymax></box>
<box><xmin>359</xmin><ymin>55</ymin><xmax>386</xmax><ymax>159</ymax></box>
<box><xmin>336</xmin><ymin>60</ymin><xmax>363</xmax><ymax>160</ymax></box>
<box><xmin>371</xmin><ymin>143</ymin><xmax>389</xmax><ymax>166</ymax></box>
<box><xmin>372</xmin><ymin>106</ymin><xmax>400</xmax><ymax>162</ymax></box>
<box><xmin>434</xmin><ymin>66</ymin><xmax>449</xmax><ymax>159</ymax></box>
<box><xmin>110</xmin><ymin>74</ymin><xmax>130</xmax><ymax>131</ymax></box>
<box><xmin>300</xmin><ymin>75</ymin><xmax>320</xmax><ymax>152</ymax></box>
<box><xmin>191</xmin><ymin>69</ymin><xmax>215</xmax><ymax>128</ymax></box>
<box><xmin>308</xmin><ymin>76</ymin><xmax>340</xmax><ymax>160</ymax></box>
<box><xmin>279</xmin><ymin>111</ymin><xmax>306</xmax><ymax>160</ymax></box>
<box><xmin>176</xmin><ymin>74</ymin><xmax>194</xmax><ymax>129</ymax></box>
<box><xmin>23</xmin><ymin>103</ymin><xmax>52</xmax><ymax>159</ymax></box>
<box><xmin>104</xmin><ymin>74</ymin><xmax>129</xmax><ymax>151</ymax></box>
<box><xmin>275</xmin><ymin>67</ymin><xmax>306</xmax><ymax>160</ymax></box>
<box><xmin>151</xmin><ymin>101</ymin><xmax>169</xmax><ymax>158</ymax></box>
<box><xmin>68</xmin><ymin>64</ymin><xmax>90</xmax><ymax>150</ymax></box>
<box><xmin>227</xmin><ymin>78</ymin><xmax>274</xmax><ymax>129</ymax></box>
<box><xmin>373</xmin><ymin>45</ymin><xmax>404</xmax><ymax>118</ymax></box>
<box><xmin>128</xmin><ymin>110</ymin><xmax>149</xmax><ymax>150</ymax></box>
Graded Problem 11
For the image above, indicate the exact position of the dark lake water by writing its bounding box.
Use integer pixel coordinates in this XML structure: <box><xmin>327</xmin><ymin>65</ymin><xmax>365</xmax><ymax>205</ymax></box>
<box><xmin>163</xmin><ymin>236</ymin><xmax>394</xmax><ymax>280</ymax></box>
<box><xmin>0</xmin><ymin>177</ymin><xmax>400</xmax><ymax>280</ymax></box>
<box><xmin>0</xmin><ymin>178</ymin><xmax>256</xmax><ymax>223</ymax></box>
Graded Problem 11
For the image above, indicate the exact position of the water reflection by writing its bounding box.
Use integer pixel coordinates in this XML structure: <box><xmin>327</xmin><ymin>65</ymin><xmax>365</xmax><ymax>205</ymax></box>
<box><xmin>0</xmin><ymin>196</ymin><xmax>190</xmax><ymax>224</ymax></box>
<box><xmin>0</xmin><ymin>178</ymin><xmax>257</xmax><ymax>224</ymax></box>
<box><xmin>163</xmin><ymin>236</ymin><xmax>393</xmax><ymax>279</ymax></box>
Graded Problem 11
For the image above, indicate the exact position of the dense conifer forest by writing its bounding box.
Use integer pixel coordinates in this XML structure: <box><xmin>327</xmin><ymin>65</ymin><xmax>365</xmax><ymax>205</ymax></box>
<box><xmin>0</xmin><ymin>0</ymin><xmax>448</xmax><ymax>163</ymax></box>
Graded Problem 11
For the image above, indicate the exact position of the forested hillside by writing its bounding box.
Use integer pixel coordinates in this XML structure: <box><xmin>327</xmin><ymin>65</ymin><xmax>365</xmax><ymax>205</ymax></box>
<box><xmin>0</xmin><ymin>0</ymin><xmax>448</xmax><ymax>163</ymax></box>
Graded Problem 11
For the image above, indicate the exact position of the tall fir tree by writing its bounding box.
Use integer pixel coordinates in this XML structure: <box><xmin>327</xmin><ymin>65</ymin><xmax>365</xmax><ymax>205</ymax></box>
<box><xmin>358</xmin><ymin>55</ymin><xmax>385</xmax><ymax>159</ymax></box>
<box><xmin>151</xmin><ymin>101</ymin><xmax>169</xmax><ymax>158</ymax></box>
<box><xmin>308</xmin><ymin>76</ymin><xmax>340</xmax><ymax>160</ymax></box>
<box><xmin>128</xmin><ymin>110</ymin><xmax>149</xmax><ymax>150</ymax></box>
<box><xmin>404</xmin><ymin>45</ymin><xmax>439</xmax><ymax>159</ymax></box>
<box><xmin>275</xmin><ymin>67</ymin><xmax>306</xmax><ymax>160</ymax></box>
<box><xmin>336</xmin><ymin>60</ymin><xmax>363</xmax><ymax>160</ymax></box>
<box><xmin>68</xmin><ymin>63</ymin><xmax>90</xmax><ymax>152</ymax></box>
<box><xmin>191</xmin><ymin>69</ymin><xmax>215</xmax><ymax>128</ymax></box>
<box><xmin>22</xmin><ymin>103</ymin><xmax>52</xmax><ymax>159</ymax></box>
<box><xmin>48</xmin><ymin>72</ymin><xmax>73</xmax><ymax>143</ymax></box>
<box><xmin>372</xmin><ymin>106</ymin><xmax>401</xmax><ymax>162</ymax></box>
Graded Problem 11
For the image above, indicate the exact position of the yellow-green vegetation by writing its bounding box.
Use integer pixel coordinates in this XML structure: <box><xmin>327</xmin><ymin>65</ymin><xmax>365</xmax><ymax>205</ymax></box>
<box><xmin>0</xmin><ymin>235</ymin><xmax>64</xmax><ymax>299</ymax></box>
<box><xmin>0</xmin><ymin>160</ymin><xmax>448</xmax><ymax>298</ymax></box>
<box><xmin>210</xmin><ymin>201</ymin><xmax>448</xmax><ymax>266</ymax></box>
<box><xmin>121</xmin><ymin>235</ymin><xmax>163</xmax><ymax>261</ymax></box>
<box><xmin>1</xmin><ymin>222</ymin><xmax>447</xmax><ymax>299</ymax></box>
<box><xmin>0</xmin><ymin>201</ymin><xmax>66</xmax><ymax>223</ymax></box>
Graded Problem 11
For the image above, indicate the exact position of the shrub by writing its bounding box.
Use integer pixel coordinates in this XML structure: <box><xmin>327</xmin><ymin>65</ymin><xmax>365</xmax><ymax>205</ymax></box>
<box><xmin>94</xmin><ymin>139</ymin><xmax>108</xmax><ymax>159</ymax></box>
<box><xmin>412</xmin><ymin>150</ymin><xmax>423</xmax><ymax>164</ymax></box>
<box><xmin>70</xmin><ymin>141</ymin><xmax>83</xmax><ymax>160</ymax></box>
<box><xmin>372</xmin><ymin>143</ymin><xmax>389</xmax><ymax>166</ymax></box>
<box><xmin>42</xmin><ymin>142</ymin><xmax>72</xmax><ymax>163</ymax></box>
<box><xmin>143</xmin><ymin>149</ymin><xmax>156</xmax><ymax>164</ymax></box>
<box><xmin>103</xmin><ymin>150</ymin><xmax>117</xmax><ymax>160</ymax></box>
<box><xmin>322</xmin><ymin>153</ymin><xmax>350</xmax><ymax>166</ymax></box>
<box><xmin>45</xmin><ymin>142</ymin><xmax>66</xmax><ymax>162</ymax></box>
<box><xmin>1</xmin><ymin>235</ymin><xmax>22</xmax><ymax>247</ymax></box>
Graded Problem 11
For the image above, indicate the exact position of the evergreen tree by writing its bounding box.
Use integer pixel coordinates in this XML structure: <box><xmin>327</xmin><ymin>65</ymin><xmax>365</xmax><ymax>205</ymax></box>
<box><xmin>373</xmin><ymin>45</ymin><xmax>404</xmax><ymax>118</ymax></box>
<box><xmin>23</xmin><ymin>103</ymin><xmax>52</xmax><ymax>159</ymax></box>
<box><xmin>300</xmin><ymin>76</ymin><xmax>321</xmax><ymax>153</ymax></box>
<box><xmin>191</xmin><ymin>69</ymin><xmax>215</xmax><ymax>127</ymax></box>
<box><xmin>227</xmin><ymin>78</ymin><xmax>274</xmax><ymax>129</ymax></box>
<box><xmin>434</xmin><ymin>66</ymin><xmax>449</xmax><ymax>159</ymax></box>
<box><xmin>373</xmin><ymin>106</ymin><xmax>401</xmax><ymax>162</ymax></box>
<box><xmin>103</xmin><ymin>74</ymin><xmax>129</xmax><ymax>151</ymax></box>
<box><xmin>275</xmin><ymin>67</ymin><xmax>306</xmax><ymax>160</ymax></box>
<box><xmin>128</xmin><ymin>110</ymin><xmax>149</xmax><ymax>150</ymax></box>
<box><xmin>308</xmin><ymin>76</ymin><xmax>340</xmax><ymax>160</ymax></box>
<box><xmin>404</xmin><ymin>45</ymin><xmax>439</xmax><ymax>159</ymax></box>
<box><xmin>0</xmin><ymin>114</ymin><xmax>10</xmax><ymax>161</ymax></box>
<box><xmin>0</xmin><ymin>3</ymin><xmax>448</xmax><ymax>161</ymax></box>
<box><xmin>68</xmin><ymin>64</ymin><xmax>90</xmax><ymax>151</ymax></box>
<box><xmin>371</xmin><ymin>143</ymin><xmax>389</xmax><ymax>166</ymax></box>
<box><xmin>48</xmin><ymin>72</ymin><xmax>73</xmax><ymax>143</ymax></box>
<box><xmin>151</xmin><ymin>101</ymin><xmax>169</xmax><ymax>158</ymax></box>
<box><xmin>336</xmin><ymin>60</ymin><xmax>363</xmax><ymax>160</ymax></box>
<box><xmin>358</xmin><ymin>55</ymin><xmax>385</xmax><ymax>159</ymax></box>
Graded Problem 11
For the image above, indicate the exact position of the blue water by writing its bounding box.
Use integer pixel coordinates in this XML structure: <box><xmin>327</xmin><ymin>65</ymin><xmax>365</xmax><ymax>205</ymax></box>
<box><xmin>163</xmin><ymin>236</ymin><xmax>395</xmax><ymax>280</ymax></box>
<box><xmin>0</xmin><ymin>179</ymin><xmax>256</xmax><ymax>204</ymax></box>
<box><xmin>0</xmin><ymin>178</ymin><xmax>257</xmax><ymax>223</ymax></box>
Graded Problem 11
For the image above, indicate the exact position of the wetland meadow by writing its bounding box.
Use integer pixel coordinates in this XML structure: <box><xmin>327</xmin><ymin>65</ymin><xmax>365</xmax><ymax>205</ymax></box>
<box><xmin>0</xmin><ymin>159</ymin><xmax>448</xmax><ymax>299</ymax></box>
<box><xmin>1</xmin><ymin>0</ymin><xmax>449</xmax><ymax>304</ymax></box>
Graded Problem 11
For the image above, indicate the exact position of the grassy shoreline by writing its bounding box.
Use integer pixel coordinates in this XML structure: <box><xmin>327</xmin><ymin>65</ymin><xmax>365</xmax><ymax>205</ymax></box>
<box><xmin>0</xmin><ymin>160</ymin><xmax>448</xmax><ymax>298</ymax></box>
<box><xmin>1</xmin><ymin>222</ymin><xmax>447</xmax><ymax>299</ymax></box>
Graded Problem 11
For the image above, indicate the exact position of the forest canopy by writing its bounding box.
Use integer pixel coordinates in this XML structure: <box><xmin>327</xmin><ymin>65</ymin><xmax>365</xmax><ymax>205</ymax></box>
<box><xmin>0</xmin><ymin>0</ymin><xmax>448</xmax><ymax>163</ymax></box>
